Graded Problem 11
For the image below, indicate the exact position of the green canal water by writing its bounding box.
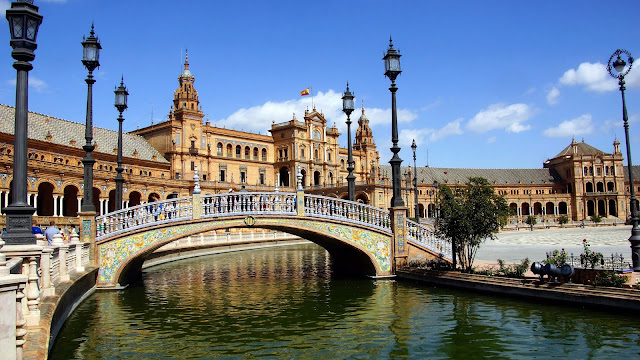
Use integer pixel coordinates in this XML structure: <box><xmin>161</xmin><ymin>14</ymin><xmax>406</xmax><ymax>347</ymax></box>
<box><xmin>50</xmin><ymin>243</ymin><xmax>640</xmax><ymax>359</ymax></box>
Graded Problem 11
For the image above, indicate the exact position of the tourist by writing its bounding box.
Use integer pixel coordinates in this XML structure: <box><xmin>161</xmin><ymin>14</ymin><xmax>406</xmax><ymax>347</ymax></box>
<box><xmin>32</xmin><ymin>220</ymin><xmax>43</xmax><ymax>235</ymax></box>
<box><xmin>70</xmin><ymin>224</ymin><xmax>78</xmax><ymax>235</ymax></box>
<box><xmin>44</xmin><ymin>221</ymin><xmax>60</xmax><ymax>246</ymax></box>
<box><xmin>59</xmin><ymin>227</ymin><xmax>68</xmax><ymax>243</ymax></box>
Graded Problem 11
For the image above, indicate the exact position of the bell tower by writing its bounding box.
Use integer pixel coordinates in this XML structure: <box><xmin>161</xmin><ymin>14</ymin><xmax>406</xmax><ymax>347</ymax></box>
<box><xmin>170</xmin><ymin>50</ymin><xmax>203</xmax><ymax>124</ymax></box>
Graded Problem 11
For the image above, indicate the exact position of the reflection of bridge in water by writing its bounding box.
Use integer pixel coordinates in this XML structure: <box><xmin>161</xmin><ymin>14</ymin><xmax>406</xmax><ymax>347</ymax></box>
<box><xmin>94</xmin><ymin>190</ymin><xmax>451</xmax><ymax>288</ymax></box>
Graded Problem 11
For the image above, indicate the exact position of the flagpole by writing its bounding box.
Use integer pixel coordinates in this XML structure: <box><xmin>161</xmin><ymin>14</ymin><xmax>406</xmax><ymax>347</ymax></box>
<box><xmin>311</xmin><ymin>86</ymin><xmax>314</xmax><ymax>109</ymax></box>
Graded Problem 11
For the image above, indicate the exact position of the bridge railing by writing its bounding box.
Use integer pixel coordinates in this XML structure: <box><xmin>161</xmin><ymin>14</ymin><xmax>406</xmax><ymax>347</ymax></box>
<box><xmin>303</xmin><ymin>194</ymin><xmax>392</xmax><ymax>233</ymax></box>
<box><xmin>405</xmin><ymin>219</ymin><xmax>452</xmax><ymax>260</ymax></box>
<box><xmin>201</xmin><ymin>192</ymin><xmax>297</xmax><ymax>217</ymax></box>
<box><xmin>96</xmin><ymin>197</ymin><xmax>193</xmax><ymax>240</ymax></box>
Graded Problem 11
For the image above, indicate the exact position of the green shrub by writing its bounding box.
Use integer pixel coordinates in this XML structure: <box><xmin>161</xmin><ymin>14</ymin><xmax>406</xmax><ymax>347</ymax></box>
<box><xmin>580</xmin><ymin>239</ymin><xmax>603</xmax><ymax>269</ymax></box>
<box><xmin>543</xmin><ymin>249</ymin><xmax>568</xmax><ymax>267</ymax></box>
<box><xmin>594</xmin><ymin>272</ymin><xmax>628</xmax><ymax>288</ymax></box>
<box><xmin>558</xmin><ymin>215</ymin><xmax>569</xmax><ymax>226</ymax></box>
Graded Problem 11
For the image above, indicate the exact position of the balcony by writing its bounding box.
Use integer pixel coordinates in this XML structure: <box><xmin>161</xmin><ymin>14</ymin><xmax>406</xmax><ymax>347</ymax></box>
<box><xmin>585</xmin><ymin>191</ymin><xmax>618</xmax><ymax>196</ymax></box>
<box><xmin>188</xmin><ymin>147</ymin><xmax>198</xmax><ymax>155</ymax></box>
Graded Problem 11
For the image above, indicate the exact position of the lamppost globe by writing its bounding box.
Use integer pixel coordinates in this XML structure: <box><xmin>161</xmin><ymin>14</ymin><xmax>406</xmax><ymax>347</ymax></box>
<box><xmin>342</xmin><ymin>82</ymin><xmax>356</xmax><ymax>201</ymax></box>
<box><xmin>3</xmin><ymin>0</ymin><xmax>42</xmax><ymax>245</ymax></box>
<box><xmin>607</xmin><ymin>49</ymin><xmax>640</xmax><ymax>271</ymax></box>
<box><xmin>114</xmin><ymin>77</ymin><xmax>129</xmax><ymax>112</ymax></box>
<box><xmin>81</xmin><ymin>24</ymin><xmax>101</xmax><ymax>72</ymax></box>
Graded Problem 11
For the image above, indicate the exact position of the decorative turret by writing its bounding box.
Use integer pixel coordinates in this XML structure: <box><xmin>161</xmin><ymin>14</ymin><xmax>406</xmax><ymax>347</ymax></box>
<box><xmin>354</xmin><ymin>106</ymin><xmax>375</xmax><ymax>150</ymax></box>
<box><xmin>171</xmin><ymin>50</ymin><xmax>202</xmax><ymax>120</ymax></box>
<box><xmin>614</xmin><ymin>137</ymin><xmax>621</xmax><ymax>154</ymax></box>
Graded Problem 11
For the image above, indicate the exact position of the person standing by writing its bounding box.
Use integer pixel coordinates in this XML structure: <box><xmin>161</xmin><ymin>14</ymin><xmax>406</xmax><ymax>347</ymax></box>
<box><xmin>44</xmin><ymin>221</ymin><xmax>60</xmax><ymax>246</ymax></box>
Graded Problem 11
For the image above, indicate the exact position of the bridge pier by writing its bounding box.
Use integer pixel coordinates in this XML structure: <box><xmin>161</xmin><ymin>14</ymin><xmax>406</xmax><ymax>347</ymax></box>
<box><xmin>78</xmin><ymin>211</ymin><xmax>97</xmax><ymax>266</ymax></box>
<box><xmin>391</xmin><ymin>207</ymin><xmax>408</xmax><ymax>271</ymax></box>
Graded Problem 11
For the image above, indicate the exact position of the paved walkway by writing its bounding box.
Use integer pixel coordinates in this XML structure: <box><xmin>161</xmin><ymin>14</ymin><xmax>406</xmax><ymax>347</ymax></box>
<box><xmin>476</xmin><ymin>225</ymin><xmax>632</xmax><ymax>263</ymax></box>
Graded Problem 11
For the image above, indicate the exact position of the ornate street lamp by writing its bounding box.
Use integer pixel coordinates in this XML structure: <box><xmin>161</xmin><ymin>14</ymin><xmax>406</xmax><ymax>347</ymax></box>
<box><xmin>342</xmin><ymin>82</ymin><xmax>355</xmax><ymax>201</ymax></box>
<box><xmin>114</xmin><ymin>77</ymin><xmax>128</xmax><ymax>211</ymax></box>
<box><xmin>433</xmin><ymin>180</ymin><xmax>439</xmax><ymax>227</ymax></box>
<box><xmin>607</xmin><ymin>49</ymin><xmax>640</xmax><ymax>270</ymax></box>
<box><xmin>383</xmin><ymin>37</ymin><xmax>404</xmax><ymax>207</ymax></box>
<box><xmin>4</xmin><ymin>0</ymin><xmax>42</xmax><ymax>245</ymax></box>
<box><xmin>80</xmin><ymin>24</ymin><xmax>101</xmax><ymax>213</ymax></box>
<box><xmin>411</xmin><ymin>139</ymin><xmax>419</xmax><ymax>223</ymax></box>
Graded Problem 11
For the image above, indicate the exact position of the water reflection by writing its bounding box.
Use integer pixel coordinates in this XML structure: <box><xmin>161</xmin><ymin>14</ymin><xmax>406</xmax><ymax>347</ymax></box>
<box><xmin>51</xmin><ymin>244</ymin><xmax>640</xmax><ymax>359</ymax></box>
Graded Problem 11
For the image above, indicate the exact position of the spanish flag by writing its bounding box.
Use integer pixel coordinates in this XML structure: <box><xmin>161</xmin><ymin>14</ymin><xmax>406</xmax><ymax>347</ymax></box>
<box><xmin>300</xmin><ymin>87</ymin><xmax>310</xmax><ymax>96</ymax></box>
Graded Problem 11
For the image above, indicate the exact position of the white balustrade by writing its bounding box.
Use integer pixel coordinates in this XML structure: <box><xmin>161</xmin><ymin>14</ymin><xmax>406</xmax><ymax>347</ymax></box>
<box><xmin>303</xmin><ymin>194</ymin><xmax>392</xmax><ymax>233</ymax></box>
<box><xmin>405</xmin><ymin>219</ymin><xmax>452</xmax><ymax>260</ymax></box>
<box><xmin>201</xmin><ymin>192</ymin><xmax>297</xmax><ymax>218</ymax></box>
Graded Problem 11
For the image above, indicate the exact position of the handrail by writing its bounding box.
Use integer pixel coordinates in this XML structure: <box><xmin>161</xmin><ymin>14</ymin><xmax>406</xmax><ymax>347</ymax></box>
<box><xmin>96</xmin><ymin>197</ymin><xmax>193</xmax><ymax>240</ymax></box>
<box><xmin>303</xmin><ymin>194</ymin><xmax>392</xmax><ymax>233</ymax></box>
<box><xmin>200</xmin><ymin>192</ymin><xmax>297</xmax><ymax>217</ymax></box>
<box><xmin>405</xmin><ymin>219</ymin><xmax>452</xmax><ymax>260</ymax></box>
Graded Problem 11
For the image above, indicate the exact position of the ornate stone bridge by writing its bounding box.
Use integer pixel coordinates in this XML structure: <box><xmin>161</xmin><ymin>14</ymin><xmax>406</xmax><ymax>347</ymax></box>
<box><xmin>92</xmin><ymin>190</ymin><xmax>451</xmax><ymax>288</ymax></box>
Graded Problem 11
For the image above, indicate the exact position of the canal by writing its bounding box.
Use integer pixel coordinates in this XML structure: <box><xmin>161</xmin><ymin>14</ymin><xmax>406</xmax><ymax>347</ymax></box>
<box><xmin>51</xmin><ymin>243</ymin><xmax>640</xmax><ymax>359</ymax></box>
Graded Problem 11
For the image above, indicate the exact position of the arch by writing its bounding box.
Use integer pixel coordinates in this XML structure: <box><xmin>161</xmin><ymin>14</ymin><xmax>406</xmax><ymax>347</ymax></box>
<box><xmin>96</xmin><ymin>217</ymin><xmax>393</xmax><ymax>287</ymax></box>
<box><xmin>521</xmin><ymin>202</ymin><xmax>530</xmax><ymax>216</ymax></box>
<box><xmin>226</xmin><ymin>144</ymin><xmax>232</xmax><ymax>157</ymax></box>
<box><xmin>585</xmin><ymin>182</ymin><xmax>593</xmax><ymax>193</ymax></box>
<box><xmin>355</xmin><ymin>192</ymin><xmax>369</xmax><ymax>204</ymax></box>
<box><xmin>533</xmin><ymin>202</ymin><xmax>542</xmax><ymax>216</ymax></box>
<box><xmin>235</xmin><ymin>145</ymin><xmax>241</xmax><ymax>158</ymax></box>
<box><xmin>313</xmin><ymin>171</ymin><xmax>321</xmax><ymax>186</ymax></box>
<box><xmin>37</xmin><ymin>182</ymin><xmax>55</xmax><ymax>216</ymax></box>
<box><xmin>609</xmin><ymin>199</ymin><xmax>617</xmax><ymax>217</ymax></box>
<box><xmin>586</xmin><ymin>200</ymin><xmax>595</xmax><ymax>217</ymax></box>
<box><xmin>596</xmin><ymin>182</ymin><xmax>604</xmax><ymax>192</ymax></box>
<box><xmin>148</xmin><ymin>192</ymin><xmax>161</xmax><ymax>203</ymax></box>
<box><xmin>418</xmin><ymin>203</ymin><xmax>425</xmax><ymax>218</ymax></box>
<box><xmin>597</xmin><ymin>199</ymin><xmax>606</xmax><ymax>217</ymax></box>
<box><xmin>545</xmin><ymin>202</ymin><xmax>554</xmax><ymax>216</ymax></box>
<box><xmin>300</xmin><ymin>168</ymin><xmax>307</xmax><ymax>187</ymax></box>
<box><xmin>509</xmin><ymin>203</ymin><xmax>518</xmax><ymax>216</ymax></box>
<box><xmin>253</xmin><ymin>147</ymin><xmax>258</xmax><ymax>159</ymax></box>
<box><xmin>261</xmin><ymin>148</ymin><xmax>267</xmax><ymax>161</ymax></box>
<box><xmin>129</xmin><ymin>191</ymin><xmax>142</xmax><ymax>207</ymax></box>
<box><xmin>340</xmin><ymin>159</ymin><xmax>345</xmax><ymax>170</ymax></box>
<box><xmin>63</xmin><ymin>185</ymin><xmax>79</xmax><ymax>217</ymax></box>
<box><xmin>607</xmin><ymin>182</ymin><xmax>615</xmax><ymax>192</ymax></box>
<box><xmin>216</xmin><ymin>142</ymin><xmax>223</xmax><ymax>155</ymax></box>
<box><xmin>244</xmin><ymin>146</ymin><xmax>250</xmax><ymax>159</ymax></box>
<box><xmin>279</xmin><ymin>167</ymin><xmax>290</xmax><ymax>187</ymax></box>
<box><xmin>328</xmin><ymin>172</ymin><xmax>334</xmax><ymax>185</ymax></box>
<box><xmin>108</xmin><ymin>190</ymin><xmax>116</xmax><ymax>213</ymax></box>
<box><xmin>558</xmin><ymin>202</ymin><xmax>568</xmax><ymax>215</ymax></box>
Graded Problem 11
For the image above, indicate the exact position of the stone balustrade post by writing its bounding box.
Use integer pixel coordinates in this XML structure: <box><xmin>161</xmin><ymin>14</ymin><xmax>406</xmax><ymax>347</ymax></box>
<box><xmin>58</xmin><ymin>244</ymin><xmax>69</xmax><ymax>282</ymax></box>
<box><xmin>40</xmin><ymin>248</ymin><xmax>54</xmax><ymax>297</ymax></box>
<box><xmin>25</xmin><ymin>256</ymin><xmax>41</xmax><ymax>326</ymax></box>
<box><xmin>52</xmin><ymin>233</ymin><xmax>64</xmax><ymax>247</ymax></box>
<box><xmin>74</xmin><ymin>243</ymin><xmax>85</xmax><ymax>273</ymax></box>
<box><xmin>0</xmin><ymin>274</ymin><xmax>28</xmax><ymax>360</ymax></box>
<box><xmin>192</xmin><ymin>193</ymin><xmax>202</xmax><ymax>220</ymax></box>
<box><xmin>35</xmin><ymin>233</ymin><xmax>46</xmax><ymax>247</ymax></box>
<box><xmin>16</xmin><ymin>280</ymin><xmax>27</xmax><ymax>360</ymax></box>
<box><xmin>390</xmin><ymin>207</ymin><xmax>408</xmax><ymax>275</ymax></box>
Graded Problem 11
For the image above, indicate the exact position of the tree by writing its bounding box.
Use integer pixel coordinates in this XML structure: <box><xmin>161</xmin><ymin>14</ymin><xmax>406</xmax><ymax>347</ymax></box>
<box><xmin>558</xmin><ymin>215</ymin><xmax>569</xmax><ymax>227</ymax></box>
<box><xmin>590</xmin><ymin>214</ymin><xmax>602</xmax><ymax>226</ymax></box>
<box><xmin>436</xmin><ymin>177</ymin><xmax>509</xmax><ymax>272</ymax></box>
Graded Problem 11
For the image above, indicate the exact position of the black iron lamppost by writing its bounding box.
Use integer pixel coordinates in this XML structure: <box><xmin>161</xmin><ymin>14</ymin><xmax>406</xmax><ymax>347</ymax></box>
<box><xmin>607</xmin><ymin>49</ymin><xmax>640</xmax><ymax>270</ymax></box>
<box><xmin>342</xmin><ymin>82</ymin><xmax>355</xmax><ymax>201</ymax></box>
<box><xmin>383</xmin><ymin>37</ymin><xmax>404</xmax><ymax>207</ymax></box>
<box><xmin>433</xmin><ymin>180</ymin><xmax>438</xmax><ymax>227</ymax></box>
<box><xmin>4</xmin><ymin>0</ymin><xmax>42</xmax><ymax>245</ymax></box>
<box><xmin>114</xmin><ymin>77</ymin><xmax>128</xmax><ymax>211</ymax></box>
<box><xmin>411</xmin><ymin>139</ymin><xmax>419</xmax><ymax>223</ymax></box>
<box><xmin>80</xmin><ymin>24</ymin><xmax>101</xmax><ymax>213</ymax></box>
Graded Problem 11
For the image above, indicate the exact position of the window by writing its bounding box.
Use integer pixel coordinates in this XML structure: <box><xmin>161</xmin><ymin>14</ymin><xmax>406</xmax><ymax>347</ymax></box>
<box><xmin>605</xmin><ymin>166</ymin><xmax>609</xmax><ymax>175</ymax></box>
<box><xmin>175</xmin><ymin>133</ymin><xmax>180</xmax><ymax>146</ymax></box>
<box><xmin>217</xmin><ymin>142</ymin><xmax>223</xmax><ymax>155</ymax></box>
<box><xmin>226</xmin><ymin>144</ymin><xmax>232</xmax><ymax>157</ymax></box>
<box><xmin>597</xmin><ymin>167</ymin><xmax>601</xmax><ymax>176</ymax></box>
<box><xmin>190</xmin><ymin>140</ymin><xmax>195</xmax><ymax>149</ymax></box>
<box><xmin>253</xmin><ymin>147</ymin><xmax>258</xmax><ymax>160</ymax></box>
<box><xmin>236</xmin><ymin>145</ymin><xmax>241</xmax><ymax>158</ymax></box>
<box><xmin>262</xmin><ymin>148</ymin><xmax>267</xmax><ymax>161</ymax></box>
<box><xmin>328</xmin><ymin>151</ymin><xmax>332</xmax><ymax>161</ymax></box>
<box><xmin>259</xmin><ymin>173</ymin><xmax>265</xmax><ymax>185</ymax></box>
<box><xmin>175</xmin><ymin>172</ymin><xmax>181</xmax><ymax>179</ymax></box>
<box><xmin>240</xmin><ymin>171</ymin><xmax>247</xmax><ymax>183</ymax></box>
<box><xmin>583</xmin><ymin>167</ymin><xmax>588</xmax><ymax>176</ymax></box>
<box><xmin>219</xmin><ymin>169</ymin><xmax>226</xmax><ymax>182</ymax></box>
<box><xmin>301</xmin><ymin>148</ymin><xmax>305</xmax><ymax>158</ymax></box>
<box><xmin>191</xmin><ymin>161</ymin><xmax>195</xmax><ymax>171</ymax></box>
<box><xmin>313</xmin><ymin>130</ymin><xmax>321</xmax><ymax>140</ymax></box>
<box><xmin>245</xmin><ymin>146</ymin><xmax>250</xmax><ymax>159</ymax></box>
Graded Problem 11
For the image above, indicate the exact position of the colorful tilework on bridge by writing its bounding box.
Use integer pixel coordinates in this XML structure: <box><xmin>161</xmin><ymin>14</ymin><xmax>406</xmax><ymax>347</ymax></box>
<box><xmin>260</xmin><ymin>218</ymin><xmax>391</xmax><ymax>273</ymax></box>
<box><xmin>98</xmin><ymin>222</ymin><xmax>220</xmax><ymax>285</ymax></box>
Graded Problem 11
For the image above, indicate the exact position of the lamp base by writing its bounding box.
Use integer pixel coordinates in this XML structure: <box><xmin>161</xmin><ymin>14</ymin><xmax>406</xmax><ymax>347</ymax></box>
<box><xmin>3</xmin><ymin>204</ymin><xmax>36</xmax><ymax>245</ymax></box>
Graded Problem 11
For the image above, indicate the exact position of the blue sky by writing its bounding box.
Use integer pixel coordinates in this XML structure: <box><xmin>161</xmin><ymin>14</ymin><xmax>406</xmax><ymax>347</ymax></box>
<box><xmin>1</xmin><ymin>0</ymin><xmax>639</xmax><ymax>169</ymax></box>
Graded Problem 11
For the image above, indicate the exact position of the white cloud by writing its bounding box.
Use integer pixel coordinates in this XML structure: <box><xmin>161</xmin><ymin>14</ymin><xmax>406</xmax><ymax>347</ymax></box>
<box><xmin>399</xmin><ymin>118</ymin><xmax>463</xmax><ymax>147</ymax></box>
<box><xmin>543</xmin><ymin>114</ymin><xmax>594</xmax><ymax>137</ymax></box>
<box><xmin>7</xmin><ymin>75</ymin><xmax>47</xmax><ymax>92</ymax></box>
<box><xmin>466</xmin><ymin>103</ymin><xmax>533</xmax><ymax>133</ymax></box>
<box><xmin>486</xmin><ymin>136</ymin><xmax>496</xmax><ymax>144</ymax></box>
<box><xmin>546</xmin><ymin>87</ymin><xmax>560</xmax><ymax>105</ymax></box>
<box><xmin>559</xmin><ymin>62</ymin><xmax>617</xmax><ymax>92</ymax></box>
<box><xmin>1</xmin><ymin>0</ymin><xmax>9</xmax><ymax>13</ymax></box>
<box><xmin>214</xmin><ymin>89</ymin><xmax>418</xmax><ymax>135</ymax></box>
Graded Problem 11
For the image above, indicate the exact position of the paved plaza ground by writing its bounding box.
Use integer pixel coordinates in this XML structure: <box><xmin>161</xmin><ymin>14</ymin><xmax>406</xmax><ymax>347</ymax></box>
<box><xmin>475</xmin><ymin>225</ymin><xmax>633</xmax><ymax>264</ymax></box>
